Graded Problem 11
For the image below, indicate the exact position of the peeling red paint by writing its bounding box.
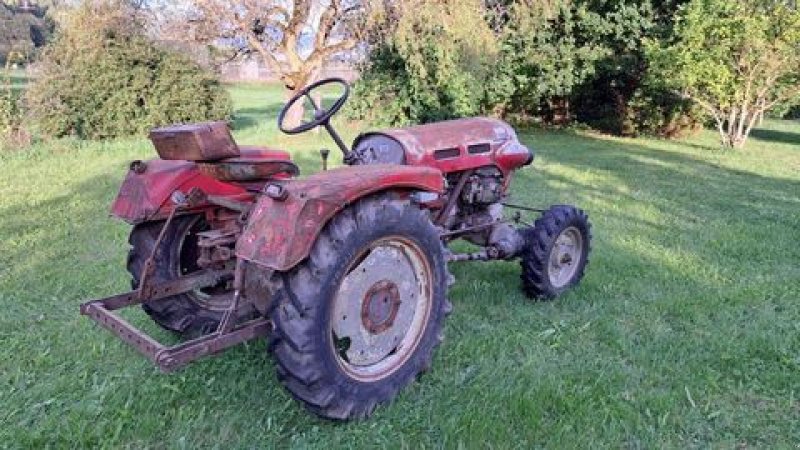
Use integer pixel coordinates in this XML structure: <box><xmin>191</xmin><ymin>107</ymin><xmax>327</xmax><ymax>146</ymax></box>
<box><xmin>110</xmin><ymin>147</ymin><xmax>290</xmax><ymax>224</ymax></box>
<box><xmin>236</xmin><ymin>165</ymin><xmax>444</xmax><ymax>271</ymax></box>
<box><xmin>353</xmin><ymin>117</ymin><xmax>533</xmax><ymax>178</ymax></box>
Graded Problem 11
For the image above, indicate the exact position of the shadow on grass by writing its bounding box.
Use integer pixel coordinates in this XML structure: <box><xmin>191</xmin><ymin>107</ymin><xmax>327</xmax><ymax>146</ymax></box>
<box><xmin>514</xmin><ymin>128</ymin><xmax>800</xmax><ymax>290</ymax></box>
<box><xmin>749</xmin><ymin>128</ymin><xmax>800</xmax><ymax>147</ymax></box>
<box><xmin>231</xmin><ymin>103</ymin><xmax>284</xmax><ymax>131</ymax></box>
<box><xmin>522</xmin><ymin>129</ymin><xmax>800</xmax><ymax>214</ymax></box>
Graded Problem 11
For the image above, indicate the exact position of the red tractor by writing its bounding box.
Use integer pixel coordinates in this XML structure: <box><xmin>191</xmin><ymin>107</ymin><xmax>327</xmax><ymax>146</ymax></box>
<box><xmin>80</xmin><ymin>78</ymin><xmax>591</xmax><ymax>420</ymax></box>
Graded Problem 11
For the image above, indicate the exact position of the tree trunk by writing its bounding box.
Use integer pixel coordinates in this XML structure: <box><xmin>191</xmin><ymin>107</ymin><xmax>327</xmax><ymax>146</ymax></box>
<box><xmin>283</xmin><ymin>86</ymin><xmax>306</xmax><ymax>130</ymax></box>
<box><xmin>280</xmin><ymin>69</ymin><xmax>317</xmax><ymax>131</ymax></box>
<box><xmin>720</xmin><ymin>107</ymin><xmax>761</xmax><ymax>149</ymax></box>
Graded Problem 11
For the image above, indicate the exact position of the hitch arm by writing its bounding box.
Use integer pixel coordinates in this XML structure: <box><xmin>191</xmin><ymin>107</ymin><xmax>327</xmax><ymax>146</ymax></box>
<box><xmin>79</xmin><ymin>269</ymin><xmax>271</xmax><ymax>372</ymax></box>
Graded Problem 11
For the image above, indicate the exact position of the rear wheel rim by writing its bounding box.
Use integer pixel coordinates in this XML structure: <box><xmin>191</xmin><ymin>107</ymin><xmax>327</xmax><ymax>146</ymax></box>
<box><xmin>174</xmin><ymin>216</ymin><xmax>232</xmax><ymax>312</ymax></box>
<box><xmin>330</xmin><ymin>236</ymin><xmax>433</xmax><ymax>382</ymax></box>
<box><xmin>547</xmin><ymin>226</ymin><xmax>583</xmax><ymax>289</ymax></box>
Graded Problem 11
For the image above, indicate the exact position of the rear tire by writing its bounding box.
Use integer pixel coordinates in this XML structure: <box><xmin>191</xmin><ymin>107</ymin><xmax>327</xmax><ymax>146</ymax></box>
<box><xmin>264</xmin><ymin>193</ymin><xmax>452</xmax><ymax>420</ymax></box>
<box><xmin>520</xmin><ymin>205</ymin><xmax>591</xmax><ymax>299</ymax></box>
<box><xmin>127</xmin><ymin>215</ymin><xmax>237</xmax><ymax>338</ymax></box>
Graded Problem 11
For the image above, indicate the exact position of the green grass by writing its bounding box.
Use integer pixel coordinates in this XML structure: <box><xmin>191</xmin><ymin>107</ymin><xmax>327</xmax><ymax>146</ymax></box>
<box><xmin>1</xmin><ymin>69</ymin><xmax>29</xmax><ymax>94</ymax></box>
<box><xmin>1</xmin><ymin>83</ymin><xmax>799</xmax><ymax>448</ymax></box>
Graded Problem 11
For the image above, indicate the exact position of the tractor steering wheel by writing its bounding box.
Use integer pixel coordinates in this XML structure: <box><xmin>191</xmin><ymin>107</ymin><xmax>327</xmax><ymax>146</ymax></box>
<box><xmin>278</xmin><ymin>78</ymin><xmax>350</xmax><ymax>135</ymax></box>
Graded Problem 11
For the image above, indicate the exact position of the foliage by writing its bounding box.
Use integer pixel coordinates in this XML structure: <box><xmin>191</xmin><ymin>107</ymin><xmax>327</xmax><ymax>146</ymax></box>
<box><xmin>487</xmin><ymin>1</ymin><xmax>608</xmax><ymax>123</ymax></box>
<box><xmin>623</xmin><ymin>85</ymin><xmax>702</xmax><ymax>138</ymax></box>
<box><xmin>784</xmin><ymin>105</ymin><xmax>800</xmax><ymax>120</ymax></box>
<box><xmin>351</xmin><ymin>0</ymin><xmax>498</xmax><ymax>125</ymax></box>
<box><xmin>0</xmin><ymin>1</ymin><xmax>52</xmax><ymax>65</ymax></box>
<box><xmin>0</xmin><ymin>81</ymin><xmax>22</xmax><ymax>147</ymax></box>
<box><xmin>352</xmin><ymin>0</ymin><xmax>609</xmax><ymax>126</ymax></box>
<box><xmin>648</xmin><ymin>0</ymin><xmax>800</xmax><ymax>148</ymax></box>
<box><xmin>768</xmin><ymin>96</ymin><xmax>800</xmax><ymax>119</ymax></box>
<box><xmin>348</xmin><ymin>46</ymin><xmax>414</xmax><ymax>126</ymax></box>
<box><xmin>569</xmin><ymin>0</ymin><xmax>705</xmax><ymax>137</ymax></box>
<box><xmin>0</xmin><ymin>64</ymin><xmax>29</xmax><ymax>149</ymax></box>
<box><xmin>352</xmin><ymin>0</ymin><xmax>702</xmax><ymax>137</ymax></box>
<box><xmin>26</xmin><ymin>0</ymin><xmax>232</xmax><ymax>140</ymax></box>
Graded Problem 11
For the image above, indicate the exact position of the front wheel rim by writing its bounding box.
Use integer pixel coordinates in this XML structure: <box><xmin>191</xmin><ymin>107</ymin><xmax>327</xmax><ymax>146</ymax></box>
<box><xmin>547</xmin><ymin>226</ymin><xmax>584</xmax><ymax>289</ymax></box>
<box><xmin>330</xmin><ymin>236</ymin><xmax>433</xmax><ymax>382</ymax></box>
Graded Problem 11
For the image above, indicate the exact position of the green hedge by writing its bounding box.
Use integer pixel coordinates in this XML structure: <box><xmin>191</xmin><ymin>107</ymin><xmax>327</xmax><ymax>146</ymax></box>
<box><xmin>26</xmin><ymin>4</ymin><xmax>231</xmax><ymax>140</ymax></box>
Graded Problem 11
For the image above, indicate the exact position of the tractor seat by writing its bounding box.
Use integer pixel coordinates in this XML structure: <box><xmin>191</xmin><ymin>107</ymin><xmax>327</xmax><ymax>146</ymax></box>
<box><xmin>148</xmin><ymin>122</ymin><xmax>299</xmax><ymax>182</ymax></box>
<box><xmin>232</xmin><ymin>145</ymin><xmax>290</xmax><ymax>161</ymax></box>
<box><xmin>197</xmin><ymin>145</ymin><xmax>300</xmax><ymax>182</ymax></box>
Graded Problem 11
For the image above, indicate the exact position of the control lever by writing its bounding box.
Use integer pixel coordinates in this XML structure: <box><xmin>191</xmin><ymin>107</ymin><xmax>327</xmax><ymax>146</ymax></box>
<box><xmin>320</xmin><ymin>148</ymin><xmax>330</xmax><ymax>171</ymax></box>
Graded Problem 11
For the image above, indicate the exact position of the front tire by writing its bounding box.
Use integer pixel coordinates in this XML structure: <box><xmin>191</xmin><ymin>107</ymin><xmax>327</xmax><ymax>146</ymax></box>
<box><xmin>265</xmin><ymin>193</ymin><xmax>451</xmax><ymax>420</ymax></box>
<box><xmin>520</xmin><ymin>205</ymin><xmax>591</xmax><ymax>299</ymax></box>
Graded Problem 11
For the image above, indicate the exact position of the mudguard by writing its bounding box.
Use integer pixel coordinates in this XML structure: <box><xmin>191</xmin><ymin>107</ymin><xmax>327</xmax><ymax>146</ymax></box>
<box><xmin>110</xmin><ymin>147</ymin><xmax>291</xmax><ymax>224</ymax></box>
<box><xmin>236</xmin><ymin>164</ymin><xmax>444</xmax><ymax>271</ymax></box>
<box><xmin>110</xmin><ymin>159</ymin><xmax>251</xmax><ymax>224</ymax></box>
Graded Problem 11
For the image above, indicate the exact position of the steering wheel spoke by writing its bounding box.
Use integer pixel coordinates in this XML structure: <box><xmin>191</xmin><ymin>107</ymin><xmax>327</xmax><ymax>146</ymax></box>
<box><xmin>303</xmin><ymin>92</ymin><xmax>322</xmax><ymax>113</ymax></box>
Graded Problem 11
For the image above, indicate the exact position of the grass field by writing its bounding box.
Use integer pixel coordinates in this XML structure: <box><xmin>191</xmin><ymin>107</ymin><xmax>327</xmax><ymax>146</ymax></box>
<box><xmin>1</xmin><ymin>68</ymin><xmax>28</xmax><ymax>94</ymax></box>
<box><xmin>1</xmin><ymin>81</ymin><xmax>799</xmax><ymax>448</ymax></box>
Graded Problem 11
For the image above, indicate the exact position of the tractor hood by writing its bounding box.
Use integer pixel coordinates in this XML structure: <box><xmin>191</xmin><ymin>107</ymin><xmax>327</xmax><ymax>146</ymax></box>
<box><xmin>352</xmin><ymin>117</ymin><xmax>533</xmax><ymax>174</ymax></box>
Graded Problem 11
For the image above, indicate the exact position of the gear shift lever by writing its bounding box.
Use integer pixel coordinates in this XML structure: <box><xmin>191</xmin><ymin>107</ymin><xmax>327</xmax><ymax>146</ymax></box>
<box><xmin>320</xmin><ymin>148</ymin><xmax>330</xmax><ymax>171</ymax></box>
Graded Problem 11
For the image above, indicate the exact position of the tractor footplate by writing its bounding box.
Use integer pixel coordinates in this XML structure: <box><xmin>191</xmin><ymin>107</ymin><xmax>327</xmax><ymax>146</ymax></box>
<box><xmin>79</xmin><ymin>270</ymin><xmax>271</xmax><ymax>372</ymax></box>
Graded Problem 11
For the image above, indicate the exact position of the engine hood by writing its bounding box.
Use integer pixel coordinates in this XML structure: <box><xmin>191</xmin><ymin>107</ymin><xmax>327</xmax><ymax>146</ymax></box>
<box><xmin>352</xmin><ymin>117</ymin><xmax>532</xmax><ymax>174</ymax></box>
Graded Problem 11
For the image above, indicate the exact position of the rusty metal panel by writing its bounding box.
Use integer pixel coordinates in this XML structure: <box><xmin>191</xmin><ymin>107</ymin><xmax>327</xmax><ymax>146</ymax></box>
<box><xmin>109</xmin><ymin>159</ymin><xmax>253</xmax><ymax>224</ymax></box>
<box><xmin>236</xmin><ymin>165</ymin><xmax>444</xmax><ymax>271</ymax></box>
<box><xmin>352</xmin><ymin>117</ymin><xmax>533</xmax><ymax>175</ymax></box>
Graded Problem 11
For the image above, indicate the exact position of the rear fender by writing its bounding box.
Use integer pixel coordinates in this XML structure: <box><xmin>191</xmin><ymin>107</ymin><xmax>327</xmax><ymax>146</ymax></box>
<box><xmin>236</xmin><ymin>165</ymin><xmax>444</xmax><ymax>271</ymax></box>
<box><xmin>110</xmin><ymin>159</ymin><xmax>251</xmax><ymax>224</ymax></box>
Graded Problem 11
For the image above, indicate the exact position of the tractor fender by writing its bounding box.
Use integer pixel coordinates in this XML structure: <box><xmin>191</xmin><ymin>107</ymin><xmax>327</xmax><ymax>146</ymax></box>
<box><xmin>236</xmin><ymin>164</ymin><xmax>445</xmax><ymax>271</ymax></box>
<box><xmin>110</xmin><ymin>159</ymin><xmax>251</xmax><ymax>224</ymax></box>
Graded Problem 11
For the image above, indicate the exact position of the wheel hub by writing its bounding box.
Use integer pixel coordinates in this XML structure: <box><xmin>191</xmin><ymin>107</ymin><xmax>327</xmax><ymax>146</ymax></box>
<box><xmin>361</xmin><ymin>280</ymin><xmax>401</xmax><ymax>334</ymax></box>
<box><xmin>548</xmin><ymin>226</ymin><xmax>583</xmax><ymax>288</ymax></box>
<box><xmin>331</xmin><ymin>238</ymin><xmax>431</xmax><ymax>376</ymax></box>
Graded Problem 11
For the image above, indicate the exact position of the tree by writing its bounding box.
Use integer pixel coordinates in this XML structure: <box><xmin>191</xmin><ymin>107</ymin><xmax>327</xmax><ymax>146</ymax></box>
<box><xmin>166</xmin><ymin>0</ymin><xmax>385</xmax><ymax>127</ymax></box>
<box><xmin>350</xmin><ymin>0</ymin><xmax>498</xmax><ymax>125</ymax></box>
<box><xmin>567</xmin><ymin>0</ymin><xmax>705</xmax><ymax>138</ymax></box>
<box><xmin>487</xmin><ymin>0</ymin><xmax>608</xmax><ymax>123</ymax></box>
<box><xmin>649</xmin><ymin>0</ymin><xmax>800</xmax><ymax>148</ymax></box>
<box><xmin>352</xmin><ymin>0</ymin><xmax>613</xmax><ymax>126</ymax></box>
<box><xmin>27</xmin><ymin>0</ymin><xmax>232</xmax><ymax>139</ymax></box>
<box><xmin>0</xmin><ymin>1</ymin><xmax>53</xmax><ymax>64</ymax></box>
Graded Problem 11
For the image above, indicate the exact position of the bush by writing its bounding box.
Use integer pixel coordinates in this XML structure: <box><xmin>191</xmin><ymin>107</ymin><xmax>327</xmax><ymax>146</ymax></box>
<box><xmin>350</xmin><ymin>0</ymin><xmax>497</xmax><ymax>126</ymax></box>
<box><xmin>574</xmin><ymin>77</ymin><xmax>703</xmax><ymax>138</ymax></box>
<box><xmin>26</xmin><ymin>1</ymin><xmax>231</xmax><ymax>140</ymax></box>
<box><xmin>625</xmin><ymin>87</ymin><xmax>703</xmax><ymax>138</ymax></box>
<box><xmin>772</xmin><ymin>100</ymin><xmax>800</xmax><ymax>120</ymax></box>
<box><xmin>0</xmin><ymin>77</ymin><xmax>29</xmax><ymax>149</ymax></box>
<box><xmin>351</xmin><ymin>0</ymin><xmax>702</xmax><ymax>138</ymax></box>
<box><xmin>487</xmin><ymin>2</ymin><xmax>608</xmax><ymax>123</ymax></box>
<box><xmin>0</xmin><ymin>85</ymin><xmax>19</xmax><ymax>134</ymax></box>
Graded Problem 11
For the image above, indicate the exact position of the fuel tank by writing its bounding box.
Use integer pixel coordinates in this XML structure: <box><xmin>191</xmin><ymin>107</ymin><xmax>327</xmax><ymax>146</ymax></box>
<box><xmin>351</xmin><ymin>117</ymin><xmax>533</xmax><ymax>175</ymax></box>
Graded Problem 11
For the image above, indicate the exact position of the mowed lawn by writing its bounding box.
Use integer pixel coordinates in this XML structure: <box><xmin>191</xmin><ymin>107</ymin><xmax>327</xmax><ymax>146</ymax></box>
<box><xmin>1</xmin><ymin>81</ymin><xmax>798</xmax><ymax>448</ymax></box>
